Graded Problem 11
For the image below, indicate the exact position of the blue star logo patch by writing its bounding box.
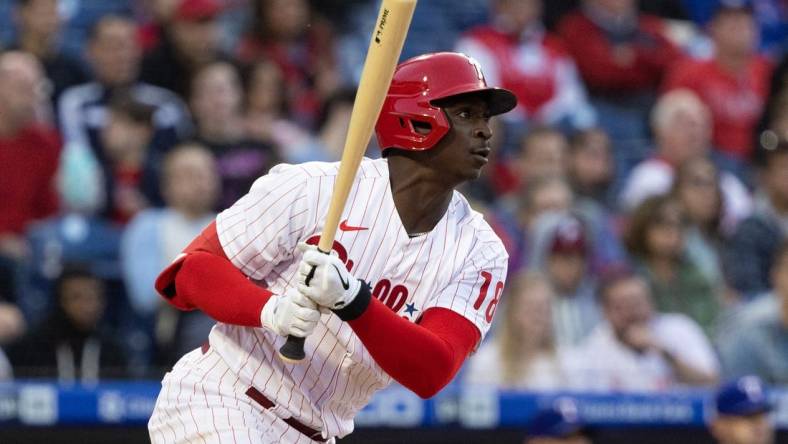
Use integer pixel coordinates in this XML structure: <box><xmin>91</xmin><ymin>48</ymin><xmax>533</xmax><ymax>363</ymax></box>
<box><xmin>404</xmin><ymin>302</ymin><xmax>418</xmax><ymax>317</ymax></box>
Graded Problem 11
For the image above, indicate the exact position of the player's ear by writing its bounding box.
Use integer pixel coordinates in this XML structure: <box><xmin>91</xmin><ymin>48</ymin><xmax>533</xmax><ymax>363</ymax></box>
<box><xmin>412</xmin><ymin>120</ymin><xmax>432</xmax><ymax>135</ymax></box>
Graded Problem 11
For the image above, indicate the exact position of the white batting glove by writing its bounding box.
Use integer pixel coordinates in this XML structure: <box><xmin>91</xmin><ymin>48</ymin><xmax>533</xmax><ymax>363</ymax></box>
<box><xmin>296</xmin><ymin>242</ymin><xmax>362</xmax><ymax>310</ymax></box>
<box><xmin>260</xmin><ymin>287</ymin><xmax>321</xmax><ymax>337</ymax></box>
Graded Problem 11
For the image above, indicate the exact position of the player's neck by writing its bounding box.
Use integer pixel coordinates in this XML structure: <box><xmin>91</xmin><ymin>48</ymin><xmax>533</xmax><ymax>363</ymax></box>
<box><xmin>387</xmin><ymin>158</ymin><xmax>454</xmax><ymax>235</ymax></box>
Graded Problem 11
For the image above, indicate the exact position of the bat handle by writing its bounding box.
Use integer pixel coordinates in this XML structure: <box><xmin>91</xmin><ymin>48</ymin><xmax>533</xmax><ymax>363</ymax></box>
<box><xmin>278</xmin><ymin>248</ymin><xmax>329</xmax><ymax>364</ymax></box>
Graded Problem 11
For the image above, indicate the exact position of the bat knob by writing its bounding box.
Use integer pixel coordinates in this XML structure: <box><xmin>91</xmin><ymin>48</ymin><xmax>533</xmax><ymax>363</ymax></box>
<box><xmin>278</xmin><ymin>336</ymin><xmax>306</xmax><ymax>364</ymax></box>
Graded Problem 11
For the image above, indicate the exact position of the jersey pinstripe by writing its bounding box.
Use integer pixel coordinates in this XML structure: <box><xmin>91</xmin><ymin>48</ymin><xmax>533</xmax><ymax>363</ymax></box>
<box><xmin>205</xmin><ymin>157</ymin><xmax>507</xmax><ymax>440</ymax></box>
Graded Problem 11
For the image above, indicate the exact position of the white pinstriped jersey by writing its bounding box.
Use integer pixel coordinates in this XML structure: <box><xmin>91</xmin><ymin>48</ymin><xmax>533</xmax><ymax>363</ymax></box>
<box><xmin>211</xmin><ymin>157</ymin><xmax>508</xmax><ymax>439</ymax></box>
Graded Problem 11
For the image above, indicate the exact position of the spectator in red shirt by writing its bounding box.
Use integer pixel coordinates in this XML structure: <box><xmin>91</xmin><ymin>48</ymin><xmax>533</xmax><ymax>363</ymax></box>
<box><xmin>664</xmin><ymin>2</ymin><xmax>773</xmax><ymax>161</ymax></box>
<box><xmin>456</xmin><ymin>0</ymin><xmax>596</xmax><ymax>131</ymax></box>
<box><xmin>0</xmin><ymin>51</ymin><xmax>61</xmax><ymax>300</ymax></box>
<box><xmin>557</xmin><ymin>0</ymin><xmax>680</xmax><ymax>98</ymax></box>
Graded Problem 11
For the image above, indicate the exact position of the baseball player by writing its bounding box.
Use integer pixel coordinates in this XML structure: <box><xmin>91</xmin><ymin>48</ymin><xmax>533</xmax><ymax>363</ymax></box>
<box><xmin>525</xmin><ymin>397</ymin><xmax>591</xmax><ymax>444</ymax></box>
<box><xmin>147</xmin><ymin>52</ymin><xmax>516</xmax><ymax>443</ymax></box>
<box><xmin>710</xmin><ymin>376</ymin><xmax>774</xmax><ymax>444</ymax></box>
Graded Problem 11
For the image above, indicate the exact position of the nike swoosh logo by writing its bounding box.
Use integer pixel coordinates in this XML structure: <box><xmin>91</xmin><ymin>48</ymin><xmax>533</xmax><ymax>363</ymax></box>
<box><xmin>339</xmin><ymin>220</ymin><xmax>368</xmax><ymax>232</ymax></box>
<box><xmin>333</xmin><ymin>264</ymin><xmax>350</xmax><ymax>290</ymax></box>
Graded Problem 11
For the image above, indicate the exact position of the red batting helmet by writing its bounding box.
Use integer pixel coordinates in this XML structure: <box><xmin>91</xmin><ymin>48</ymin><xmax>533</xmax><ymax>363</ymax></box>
<box><xmin>375</xmin><ymin>52</ymin><xmax>516</xmax><ymax>152</ymax></box>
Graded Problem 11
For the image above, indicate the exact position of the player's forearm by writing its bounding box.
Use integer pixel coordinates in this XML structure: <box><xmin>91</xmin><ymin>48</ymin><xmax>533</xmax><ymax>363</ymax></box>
<box><xmin>158</xmin><ymin>251</ymin><xmax>273</xmax><ymax>327</ymax></box>
<box><xmin>347</xmin><ymin>300</ymin><xmax>479</xmax><ymax>399</ymax></box>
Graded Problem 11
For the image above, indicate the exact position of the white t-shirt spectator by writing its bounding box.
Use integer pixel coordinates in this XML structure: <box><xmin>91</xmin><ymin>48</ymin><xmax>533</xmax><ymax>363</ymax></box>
<box><xmin>575</xmin><ymin>314</ymin><xmax>719</xmax><ymax>392</ymax></box>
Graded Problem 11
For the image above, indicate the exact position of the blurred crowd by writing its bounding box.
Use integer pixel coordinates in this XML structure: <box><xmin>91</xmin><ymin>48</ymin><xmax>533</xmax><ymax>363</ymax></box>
<box><xmin>0</xmin><ymin>0</ymin><xmax>786</xmax><ymax>394</ymax></box>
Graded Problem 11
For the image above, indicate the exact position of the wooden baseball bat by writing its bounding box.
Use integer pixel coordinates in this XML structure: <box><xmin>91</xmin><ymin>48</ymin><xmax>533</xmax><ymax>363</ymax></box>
<box><xmin>278</xmin><ymin>0</ymin><xmax>417</xmax><ymax>364</ymax></box>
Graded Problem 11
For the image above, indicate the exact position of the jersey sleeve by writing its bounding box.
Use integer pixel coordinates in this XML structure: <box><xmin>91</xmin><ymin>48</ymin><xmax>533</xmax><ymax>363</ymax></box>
<box><xmin>215</xmin><ymin>164</ymin><xmax>312</xmax><ymax>281</ymax></box>
<box><xmin>423</xmin><ymin>230</ymin><xmax>508</xmax><ymax>344</ymax></box>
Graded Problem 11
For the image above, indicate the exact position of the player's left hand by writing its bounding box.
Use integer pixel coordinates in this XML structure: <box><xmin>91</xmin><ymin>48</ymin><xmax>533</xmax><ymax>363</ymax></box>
<box><xmin>296</xmin><ymin>242</ymin><xmax>362</xmax><ymax>309</ymax></box>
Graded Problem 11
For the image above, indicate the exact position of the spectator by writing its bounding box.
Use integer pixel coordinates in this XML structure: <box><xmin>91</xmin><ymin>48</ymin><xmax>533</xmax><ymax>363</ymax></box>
<box><xmin>9</xmin><ymin>265</ymin><xmax>127</xmax><ymax>381</ymax></box>
<box><xmin>59</xmin><ymin>88</ymin><xmax>160</xmax><ymax>223</ymax></box>
<box><xmin>619</xmin><ymin>89</ymin><xmax>752</xmax><ymax>231</ymax></box>
<box><xmin>684</xmin><ymin>1</ymin><xmax>787</xmax><ymax>56</ymax></box>
<box><xmin>122</xmin><ymin>143</ymin><xmax>219</xmax><ymax>368</ymax></box>
<box><xmin>625</xmin><ymin>195</ymin><xmax>721</xmax><ymax>336</ymax></box>
<box><xmin>525</xmin><ymin>397</ymin><xmax>591</xmax><ymax>444</ymax></box>
<box><xmin>671</xmin><ymin>157</ymin><xmax>729</xmax><ymax>290</ymax></box>
<box><xmin>578</xmin><ymin>270</ymin><xmax>719</xmax><ymax>391</ymax></box>
<box><xmin>568</xmin><ymin>128</ymin><xmax>615</xmax><ymax>209</ymax></box>
<box><xmin>719</xmin><ymin>242</ymin><xmax>788</xmax><ymax>384</ymax></box>
<box><xmin>465</xmin><ymin>272</ymin><xmax>580</xmax><ymax>390</ymax></box>
<box><xmin>709</xmin><ymin>376</ymin><xmax>775</xmax><ymax>444</ymax></box>
<box><xmin>190</xmin><ymin>61</ymin><xmax>279</xmax><ymax>209</ymax></box>
<box><xmin>0</xmin><ymin>51</ymin><xmax>60</xmax><ymax>301</ymax></box>
<box><xmin>725</xmin><ymin>139</ymin><xmax>788</xmax><ymax>298</ymax></box>
<box><xmin>557</xmin><ymin>0</ymin><xmax>681</xmax><ymax>181</ymax></box>
<box><xmin>497</xmin><ymin>126</ymin><xmax>569</xmax><ymax>198</ymax></box>
<box><xmin>140</xmin><ymin>0</ymin><xmax>229</xmax><ymax>99</ymax></box>
<box><xmin>557</xmin><ymin>0</ymin><xmax>680</xmax><ymax>98</ymax></box>
<box><xmin>101</xmin><ymin>90</ymin><xmax>158</xmax><ymax>223</ymax></box>
<box><xmin>58</xmin><ymin>15</ymin><xmax>192</xmax><ymax>210</ymax></box>
<box><xmin>243</xmin><ymin>60</ymin><xmax>337</xmax><ymax>163</ymax></box>
<box><xmin>493</xmin><ymin>175</ymin><xmax>574</xmax><ymax>272</ymax></box>
<box><xmin>664</xmin><ymin>2</ymin><xmax>773</xmax><ymax>162</ymax></box>
<box><xmin>456</xmin><ymin>0</ymin><xmax>596</xmax><ymax>130</ymax></box>
<box><xmin>529</xmin><ymin>213</ymin><xmax>601</xmax><ymax>346</ymax></box>
<box><xmin>236</xmin><ymin>0</ymin><xmax>340</xmax><ymax>128</ymax></box>
<box><xmin>9</xmin><ymin>0</ymin><xmax>90</xmax><ymax>110</ymax></box>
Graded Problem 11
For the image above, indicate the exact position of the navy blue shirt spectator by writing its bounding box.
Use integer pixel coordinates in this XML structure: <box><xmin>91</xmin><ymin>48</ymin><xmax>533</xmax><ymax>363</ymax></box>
<box><xmin>58</xmin><ymin>15</ymin><xmax>191</xmax><ymax>215</ymax></box>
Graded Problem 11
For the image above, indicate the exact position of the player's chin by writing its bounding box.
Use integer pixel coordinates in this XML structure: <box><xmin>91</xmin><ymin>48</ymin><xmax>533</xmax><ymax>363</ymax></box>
<box><xmin>462</xmin><ymin>167</ymin><xmax>484</xmax><ymax>182</ymax></box>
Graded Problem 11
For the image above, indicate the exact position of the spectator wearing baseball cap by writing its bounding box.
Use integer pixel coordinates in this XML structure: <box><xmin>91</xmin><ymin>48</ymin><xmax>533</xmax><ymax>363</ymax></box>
<box><xmin>526</xmin><ymin>397</ymin><xmax>591</xmax><ymax>444</ymax></box>
<box><xmin>529</xmin><ymin>213</ymin><xmax>602</xmax><ymax>347</ymax></box>
<box><xmin>140</xmin><ymin>0</ymin><xmax>230</xmax><ymax>99</ymax></box>
<box><xmin>710</xmin><ymin>376</ymin><xmax>774</xmax><ymax>444</ymax></box>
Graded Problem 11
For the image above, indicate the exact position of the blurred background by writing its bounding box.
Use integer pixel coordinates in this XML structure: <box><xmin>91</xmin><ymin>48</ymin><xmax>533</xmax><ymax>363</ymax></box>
<box><xmin>0</xmin><ymin>0</ymin><xmax>786</xmax><ymax>442</ymax></box>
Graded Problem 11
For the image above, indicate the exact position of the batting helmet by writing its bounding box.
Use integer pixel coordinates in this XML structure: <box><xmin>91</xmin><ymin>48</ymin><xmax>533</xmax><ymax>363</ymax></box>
<box><xmin>375</xmin><ymin>52</ymin><xmax>517</xmax><ymax>152</ymax></box>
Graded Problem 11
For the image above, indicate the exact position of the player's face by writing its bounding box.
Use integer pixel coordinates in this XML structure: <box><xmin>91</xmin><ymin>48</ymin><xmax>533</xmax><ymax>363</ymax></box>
<box><xmin>426</xmin><ymin>94</ymin><xmax>493</xmax><ymax>183</ymax></box>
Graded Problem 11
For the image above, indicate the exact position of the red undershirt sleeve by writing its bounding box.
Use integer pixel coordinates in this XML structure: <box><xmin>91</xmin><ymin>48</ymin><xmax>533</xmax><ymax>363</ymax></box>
<box><xmin>154</xmin><ymin>221</ymin><xmax>273</xmax><ymax>327</ymax></box>
<box><xmin>348</xmin><ymin>298</ymin><xmax>480</xmax><ymax>399</ymax></box>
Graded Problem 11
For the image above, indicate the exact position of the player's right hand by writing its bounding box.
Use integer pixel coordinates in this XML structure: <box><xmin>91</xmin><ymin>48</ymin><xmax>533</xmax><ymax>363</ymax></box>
<box><xmin>260</xmin><ymin>288</ymin><xmax>321</xmax><ymax>338</ymax></box>
<box><xmin>296</xmin><ymin>242</ymin><xmax>362</xmax><ymax>310</ymax></box>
